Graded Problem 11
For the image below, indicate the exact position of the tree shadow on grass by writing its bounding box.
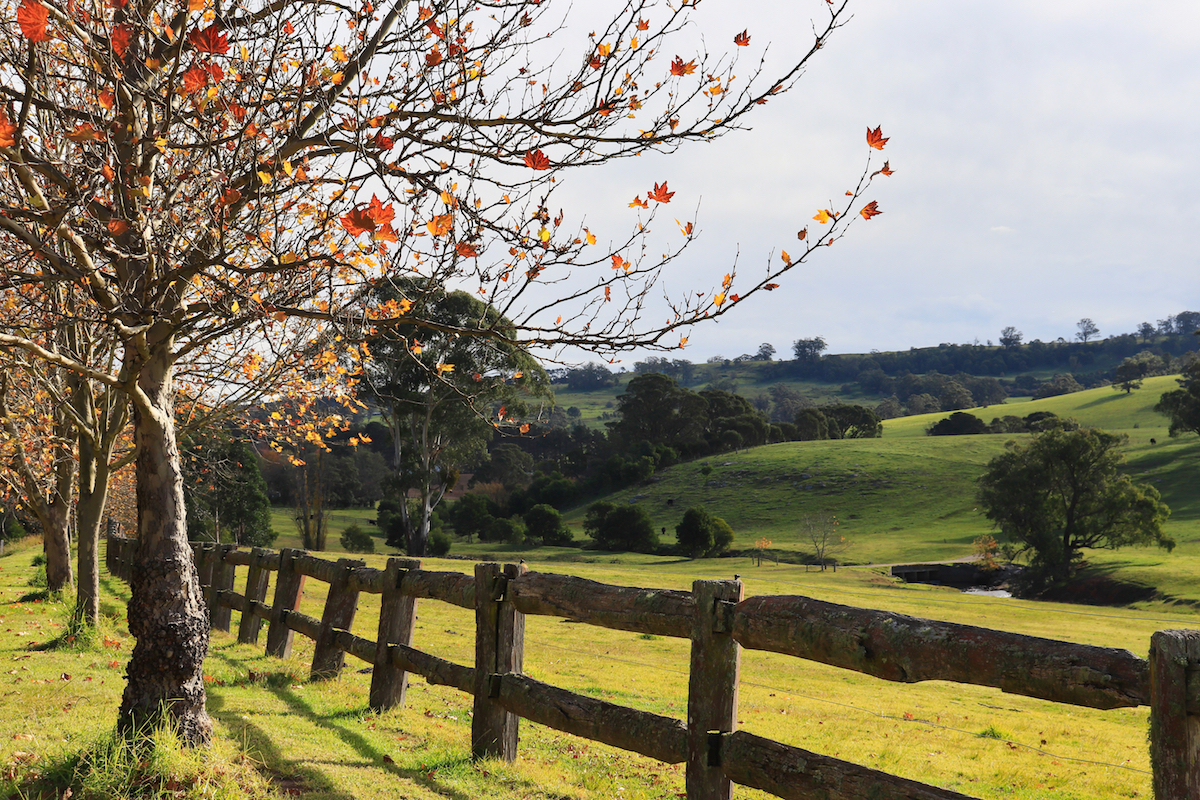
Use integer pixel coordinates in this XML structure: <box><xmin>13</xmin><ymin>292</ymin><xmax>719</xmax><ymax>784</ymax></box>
<box><xmin>205</xmin><ymin>666</ymin><xmax>479</xmax><ymax>800</ymax></box>
<box><xmin>1076</xmin><ymin>393</ymin><xmax>1130</xmax><ymax>409</ymax></box>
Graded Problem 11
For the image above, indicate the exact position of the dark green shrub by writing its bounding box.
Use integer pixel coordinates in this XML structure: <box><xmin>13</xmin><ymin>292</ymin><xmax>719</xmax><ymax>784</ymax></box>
<box><xmin>675</xmin><ymin>506</ymin><xmax>734</xmax><ymax>558</ymax></box>
<box><xmin>428</xmin><ymin>529</ymin><xmax>453</xmax><ymax>557</ymax></box>
<box><xmin>586</xmin><ymin>502</ymin><xmax>658</xmax><ymax>553</ymax></box>
<box><xmin>340</xmin><ymin>524</ymin><xmax>375</xmax><ymax>554</ymax></box>
<box><xmin>523</xmin><ymin>504</ymin><xmax>572</xmax><ymax>546</ymax></box>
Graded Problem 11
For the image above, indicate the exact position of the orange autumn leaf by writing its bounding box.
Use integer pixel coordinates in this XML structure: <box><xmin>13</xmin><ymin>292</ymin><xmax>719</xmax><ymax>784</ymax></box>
<box><xmin>519</xmin><ymin>423</ymin><xmax>530</xmax><ymax>434</ymax></box>
<box><xmin>866</xmin><ymin>125</ymin><xmax>888</xmax><ymax>150</ymax></box>
<box><xmin>98</xmin><ymin>91</ymin><xmax>115</xmax><ymax>110</ymax></box>
<box><xmin>714</xmin><ymin>292</ymin><xmax>726</xmax><ymax>308</ymax></box>
<box><xmin>455</xmin><ymin>242</ymin><xmax>478</xmax><ymax>258</ymax></box>
<box><xmin>111</xmin><ymin>25</ymin><xmax>132</xmax><ymax>58</ymax></box>
<box><xmin>628</xmin><ymin>195</ymin><xmax>648</xmax><ymax>209</ymax></box>
<box><xmin>647</xmin><ymin>181</ymin><xmax>674</xmax><ymax>203</ymax></box>
<box><xmin>181</xmin><ymin>63</ymin><xmax>222</xmax><ymax>94</ymax></box>
<box><xmin>604</xmin><ymin>286</ymin><xmax>611</xmax><ymax>301</ymax></box>
<box><xmin>781</xmin><ymin>250</ymin><xmax>792</xmax><ymax>265</ymax></box>
<box><xmin>859</xmin><ymin>200</ymin><xmax>882</xmax><ymax>220</ymax></box>
<box><xmin>187</xmin><ymin>0</ymin><xmax>204</xmax><ymax>10</ymax></box>
<box><xmin>763</xmin><ymin>283</ymin><xmax>779</xmax><ymax>290</ymax></box>
<box><xmin>341</xmin><ymin>195</ymin><xmax>396</xmax><ymax>238</ymax></box>
<box><xmin>65</xmin><ymin>123</ymin><xmax>103</xmax><ymax>143</ymax></box>
<box><xmin>637</xmin><ymin>18</ymin><xmax>649</xmax><ymax>31</ymax></box>
<box><xmin>101</xmin><ymin>163</ymin><xmax>116</xmax><ymax>182</ymax></box>
<box><xmin>611</xmin><ymin>254</ymin><xmax>627</xmax><ymax>271</ymax></box>
<box><xmin>676</xmin><ymin>219</ymin><xmax>693</xmax><ymax>236</ymax></box>
<box><xmin>0</xmin><ymin>111</ymin><xmax>15</xmax><ymax>148</ymax></box>
<box><xmin>107</xmin><ymin>219</ymin><xmax>129</xmax><ymax>235</ymax></box>
<box><xmin>427</xmin><ymin>213</ymin><xmax>453</xmax><ymax>237</ymax></box>
<box><xmin>797</xmin><ymin>227</ymin><xmax>807</xmax><ymax>240</ymax></box>
<box><xmin>425</xmin><ymin>47</ymin><xmax>442</xmax><ymax>67</ymax></box>
<box><xmin>371</xmin><ymin>131</ymin><xmax>394</xmax><ymax>150</ymax></box>
<box><xmin>669</xmin><ymin>56</ymin><xmax>696</xmax><ymax>76</ymax></box>
<box><xmin>733</xmin><ymin>29</ymin><xmax>750</xmax><ymax>46</ymax></box>
<box><xmin>17</xmin><ymin>0</ymin><xmax>49</xmax><ymax>42</ymax></box>
<box><xmin>523</xmin><ymin>149</ymin><xmax>550</xmax><ymax>170</ymax></box>
<box><xmin>813</xmin><ymin>209</ymin><xmax>834</xmax><ymax>224</ymax></box>
<box><xmin>188</xmin><ymin>24</ymin><xmax>229</xmax><ymax>56</ymax></box>
<box><xmin>878</xmin><ymin>161</ymin><xmax>894</xmax><ymax>176</ymax></box>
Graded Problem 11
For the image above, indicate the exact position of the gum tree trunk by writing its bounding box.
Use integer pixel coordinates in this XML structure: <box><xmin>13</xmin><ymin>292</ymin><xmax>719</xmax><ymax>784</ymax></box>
<box><xmin>117</xmin><ymin>341</ymin><xmax>212</xmax><ymax>746</ymax></box>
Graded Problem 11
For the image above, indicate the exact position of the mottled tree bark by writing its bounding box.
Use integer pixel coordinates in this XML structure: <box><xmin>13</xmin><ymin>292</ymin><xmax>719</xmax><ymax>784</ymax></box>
<box><xmin>118</xmin><ymin>341</ymin><xmax>212</xmax><ymax>746</ymax></box>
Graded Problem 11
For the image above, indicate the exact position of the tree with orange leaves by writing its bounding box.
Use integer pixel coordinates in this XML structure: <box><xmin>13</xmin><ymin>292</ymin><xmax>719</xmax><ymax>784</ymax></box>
<box><xmin>0</xmin><ymin>0</ymin><xmax>890</xmax><ymax>745</ymax></box>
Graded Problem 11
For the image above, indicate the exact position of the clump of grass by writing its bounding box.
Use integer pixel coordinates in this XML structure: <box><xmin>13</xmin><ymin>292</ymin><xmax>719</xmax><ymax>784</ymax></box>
<box><xmin>977</xmin><ymin>725</ymin><xmax>1008</xmax><ymax>740</ymax></box>
<box><xmin>4</xmin><ymin>717</ymin><xmax>279</xmax><ymax>800</ymax></box>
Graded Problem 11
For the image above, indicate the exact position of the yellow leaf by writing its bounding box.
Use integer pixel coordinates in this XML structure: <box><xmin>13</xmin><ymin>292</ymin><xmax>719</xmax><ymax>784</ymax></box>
<box><xmin>282</xmin><ymin>161</ymin><xmax>294</xmax><ymax>177</ymax></box>
<box><xmin>437</xmin><ymin>363</ymin><xmax>455</xmax><ymax>374</ymax></box>
<box><xmin>188</xmin><ymin>0</ymin><xmax>204</xmax><ymax>10</ymax></box>
<box><xmin>813</xmin><ymin>209</ymin><xmax>833</xmax><ymax>224</ymax></box>
<box><xmin>538</xmin><ymin>227</ymin><xmax>550</xmax><ymax>243</ymax></box>
<box><xmin>281</xmin><ymin>252</ymin><xmax>298</xmax><ymax>264</ymax></box>
<box><xmin>257</xmin><ymin>171</ymin><xmax>272</xmax><ymax>184</ymax></box>
<box><xmin>230</xmin><ymin>300</ymin><xmax>240</xmax><ymax>313</ymax></box>
<box><xmin>714</xmin><ymin>292</ymin><xmax>726</xmax><ymax>308</ymax></box>
<box><xmin>781</xmin><ymin>250</ymin><xmax>792</xmax><ymax>265</ymax></box>
<box><xmin>584</xmin><ymin>228</ymin><xmax>596</xmax><ymax>245</ymax></box>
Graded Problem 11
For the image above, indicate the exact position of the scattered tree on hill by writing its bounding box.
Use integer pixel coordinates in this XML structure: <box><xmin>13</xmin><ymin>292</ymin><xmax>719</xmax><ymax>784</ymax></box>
<box><xmin>801</xmin><ymin>512</ymin><xmax>850</xmax><ymax>570</ymax></box>
<box><xmin>822</xmin><ymin>404</ymin><xmax>883</xmax><ymax>439</ymax></box>
<box><xmin>1112</xmin><ymin>359</ymin><xmax>1145</xmax><ymax>394</ymax></box>
<box><xmin>756</xmin><ymin>343</ymin><xmax>777</xmax><ymax>361</ymax></box>
<box><xmin>977</xmin><ymin>428</ymin><xmax>1172</xmax><ymax>582</ymax></box>
<box><xmin>1075</xmin><ymin>318</ymin><xmax>1101</xmax><ymax>343</ymax></box>
<box><xmin>937</xmin><ymin>380</ymin><xmax>975</xmax><ymax>411</ymax></box>
<box><xmin>609</xmin><ymin>374</ymin><xmax>708</xmax><ymax>455</ymax></box>
<box><xmin>1000</xmin><ymin>327</ymin><xmax>1024</xmax><ymax>348</ymax></box>
<box><xmin>1155</xmin><ymin>357</ymin><xmax>1200</xmax><ymax>438</ymax></box>
<box><xmin>792</xmin><ymin>337</ymin><xmax>829</xmax><ymax>365</ymax></box>
<box><xmin>1033</xmin><ymin>374</ymin><xmax>1085</xmax><ymax>399</ymax></box>
<box><xmin>928</xmin><ymin>412</ymin><xmax>988</xmax><ymax>436</ymax></box>
<box><xmin>1137</xmin><ymin>322</ymin><xmax>1157</xmax><ymax>343</ymax></box>
<box><xmin>675</xmin><ymin>506</ymin><xmax>734</xmax><ymax>558</ymax></box>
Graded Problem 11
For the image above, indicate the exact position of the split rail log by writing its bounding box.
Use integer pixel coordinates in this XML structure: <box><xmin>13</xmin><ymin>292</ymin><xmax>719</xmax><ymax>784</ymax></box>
<box><xmin>106</xmin><ymin>534</ymin><xmax>1200</xmax><ymax>800</ymax></box>
<box><xmin>732</xmin><ymin>594</ymin><xmax>1150</xmax><ymax>709</ymax></box>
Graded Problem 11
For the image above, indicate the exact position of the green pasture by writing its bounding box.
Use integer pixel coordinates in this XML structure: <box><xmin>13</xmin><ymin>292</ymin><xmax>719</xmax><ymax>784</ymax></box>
<box><xmin>5</xmin><ymin>535</ymin><xmax>1198</xmax><ymax>799</ymax></box>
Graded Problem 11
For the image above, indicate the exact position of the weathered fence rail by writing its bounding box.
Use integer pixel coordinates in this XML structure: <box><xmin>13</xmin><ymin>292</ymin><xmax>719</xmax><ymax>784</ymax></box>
<box><xmin>106</xmin><ymin>533</ymin><xmax>1200</xmax><ymax>800</ymax></box>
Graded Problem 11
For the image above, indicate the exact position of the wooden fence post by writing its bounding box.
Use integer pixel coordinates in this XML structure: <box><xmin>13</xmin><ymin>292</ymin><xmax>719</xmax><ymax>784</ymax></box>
<box><xmin>1150</xmin><ymin>629</ymin><xmax>1200</xmax><ymax>799</ymax></box>
<box><xmin>311</xmin><ymin>558</ymin><xmax>364</xmax><ymax>680</ymax></box>
<box><xmin>472</xmin><ymin>562</ymin><xmax>526</xmax><ymax>760</ymax></box>
<box><xmin>687</xmin><ymin>578</ymin><xmax>743</xmax><ymax>800</ymax></box>
<box><xmin>237</xmin><ymin>547</ymin><xmax>272</xmax><ymax>645</ymax></box>
<box><xmin>210</xmin><ymin>544</ymin><xmax>236</xmax><ymax>633</ymax></box>
<box><xmin>370</xmin><ymin>557</ymin><xmax>421</xmax><ymax>711</ymax></box>
<box><xmin>196</xmin><ymin>542</ymin><xmax>215</xmax><ymax>599</ymax></box>
<box><xmin>265</xmin><ymin>548</ymin><xmax>306</xmax><ymax>659</ymax></box>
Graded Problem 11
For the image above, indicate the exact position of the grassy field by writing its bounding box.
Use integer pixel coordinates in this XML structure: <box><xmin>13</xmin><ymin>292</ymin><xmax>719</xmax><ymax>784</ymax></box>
<box><xmin>4</xmin><ymin>535</ymin><xmax>1199</xmax><ymax>799</ymax></box>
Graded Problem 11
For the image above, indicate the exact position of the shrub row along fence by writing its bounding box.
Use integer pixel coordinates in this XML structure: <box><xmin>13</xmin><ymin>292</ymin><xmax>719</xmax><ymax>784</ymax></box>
<box><xmin>105</xmin><ymin>533</ymin><xmax>1200</xmax><ymax>800</ymax></box>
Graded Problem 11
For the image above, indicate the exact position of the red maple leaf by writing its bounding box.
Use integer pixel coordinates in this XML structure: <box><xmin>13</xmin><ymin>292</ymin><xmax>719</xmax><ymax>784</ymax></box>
<box><xmin>111</xmin><ymin>24</ymin><xmax>132</xmax><ymax>58</ymax></box>
<box><xmin>0</xmin><ymin>111</ymin><xmax>16</xmax><ymax>148</ymax></box>
<box><xmin>523</xmin><ymin>149</ymin><xmax>550</xmax><ymax>170</ymax></box>
<box><xmin>455</xmin><ymin>242</ymin><xmax>478</xmax><ymax>258</ymax></box>
<box><xmin>878</xmin><ymin>161</ymin><xmax>894</xmax><ymax>176</ymax></box>
<box><xmin>17</xmin><ymin>0</ymin><xmax>50</xmax><ymax>42</ymax></box>
<box><xmin>733</xmin><ymin>30</ymin><xmax>750</xmax><ymax>46</ymax></box>
<box><xmin>670</xmin><ymin>56</ymin><xmax>697</xmax><ymax>76</ymax></box>
<box><xmin>371</xmin><ymin>131</ymin><xmax>394</xmax><ymax>150</ymax></box>
<box><xmin>341</xmin><ymin>208</ymin><xmax>376</xmax><ymax>237</ymax></box>
<box><xmin>647</xmin><ymin>181</ymin><xmax>674</xmax><ymax>203</ymax></box>
<box><xmin>425</xmin><ymin>47</ymin><xmax>442</xmax><ymax>68</ymax></box>
<box><xmin>188</xmin><ymin>24</ymin><xmax>228</xmax><ymax>55</ymax></box>
<box><xmin>866</xmin><ymin>125</ymin><xmax>888</xmax><ymax>150</ymax></box>
<box><xmin>763</xmin><ymin>283</ymin><xmax>779</xmax><ymax>290</ymax></box>
<box><xmin>859</xmin><ymin>200</ymin><xmax>883</xmax><ymax>220</ymax></box>
<box><xmin>636</xmin><ymin>18</ymin><xmax>649</xmax><ymax>31</ymax></box>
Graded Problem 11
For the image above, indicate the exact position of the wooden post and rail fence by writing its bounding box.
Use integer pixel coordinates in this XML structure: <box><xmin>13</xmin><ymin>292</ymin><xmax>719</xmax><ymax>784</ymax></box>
<box><xmin>105</xmin><ymin>533</ymin><xmax>1200</xmax><ymax>800</ymax></box>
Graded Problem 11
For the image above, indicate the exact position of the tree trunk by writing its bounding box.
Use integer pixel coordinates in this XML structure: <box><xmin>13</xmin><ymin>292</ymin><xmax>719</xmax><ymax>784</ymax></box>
<box><xmin>75</xmin><ymin>443</ymin><xmax>110</xmax><ymax>627</ymax></box>
<box><xmin>118</xmin><ymin>344</ymin><xmax>212</xmax><ymax>747</ymax></box>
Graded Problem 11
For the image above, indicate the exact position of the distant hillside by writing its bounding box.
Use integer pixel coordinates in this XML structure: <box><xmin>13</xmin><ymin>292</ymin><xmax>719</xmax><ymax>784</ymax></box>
<box><xmin>562</xmin><ymin>377</ymin><xmax>1200</xmax><ymax>609</ymax></box>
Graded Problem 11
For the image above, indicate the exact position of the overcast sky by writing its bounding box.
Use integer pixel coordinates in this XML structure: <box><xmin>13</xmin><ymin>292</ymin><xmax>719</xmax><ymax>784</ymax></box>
<box><xmin>550</xmin><ymin>0</ymin><xmax>1200</xmax><ymax>364</ymax></box>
